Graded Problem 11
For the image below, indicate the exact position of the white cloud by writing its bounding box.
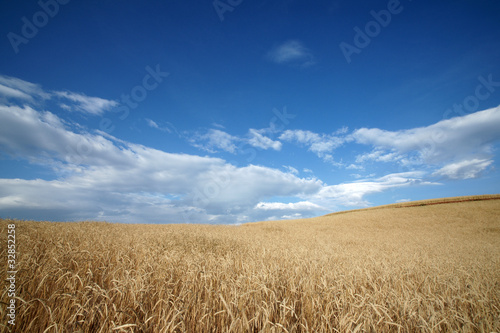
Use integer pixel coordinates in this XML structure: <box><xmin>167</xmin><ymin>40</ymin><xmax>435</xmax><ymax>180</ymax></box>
<box><xmin>280</xmin><ymin>213</ymin><xmax>303</xmax><ymax>220</ymax></box>
<box><xmin>352</xmin><ymin>106</ymin><xmax>500</xmax><ymax>179</ymax></box>
<box><xmin>311</xmin><ymin>171</ymin><xmax>436</xmax><ymax>207</ymax></box>
<box><xmin>146</xmin><ymin>118</ymin><xmax>159</xmax><ymax>129</ymax></box>
<box><xmin>432</xmin><ymin>158</ymin><xmax>493</xmax><ymax>180</ymax></box>
<box><xmin>0</xmin><ymin>84</ymin><xmax>33</xmax><ymax>101</ymax></box>
<box><xmin>255</xmin><ymin>201</ymin><xmax>326</xmax><ymax>211</ymax></box>
<box><xmin>253</xmin><ymin>171</ymin><xmax>437</xmax><ymax>216</ymax></box>
<box><xmin>184</xmin><ymin>164</ymin><xmax>323</xmax><ymax>214</ymax></box>
<box><xmin>346</xmin><ymin>164</ymin><xmax>364</xmax><ymax>170</ymax></box>
<box><xmin>355</xmin><ymin>150</ymin><xmax>401</xmax><ymax>163</ymax></box>
<box><xmin>189</xmin><ymin>129</ymin><xmax>239</xmax><ymax>153</ymax></box>
<box><xmin>248</xmin><ymin>129</ymin><xmax>282</xmax><ymax>150</ymax></box>
<box><xmin>254</xmin><ymin>200</ymin><xmax>328</xmax><ymax>221</ymax></box>
<box><xmin>267</xmin><ymin>40</ymin><xmax>315</xmax><ymax>67</ymax></box>
<box><xmin>3</xmin><ymin>75</ymin><xmax>498</xmax><ymax>223</ymax></box>
<box><xmin>146</xmin><ymin>118</ymin><xmax>177</xmax><ymax>133</ymax></box>
<box><xmin>0</xmin><ymin>103</ymin><xmax>447</xmax><ymax>223</ymax></box>
<box><xmin>190</xmin><ymin>127</ymin><xmax>283</xmax><ymax>154</ymax></box>
<box><xmin>353</xmin><ymin>106</ymin><xmax>500</xmax><ymax>165</ymax></box>
<box><xmin>279</xmin><ymin>129</ymin><xmax>344</xmax><ymax>161</ymax></box>
<box><xmin>54</xmin><ymin>91</ymin><xmax>118</xmax><ymax>115</ymax></box>
<box><xmin>0</xmin><ymin>75</ymin><xmax>117</xmax><ymax>116</ymax></box>
<box><xmin>212</xmin><ymin>122</ymin><xmax>225</xmax><ymax>129</ymax></box>
<box><xmin>0</xmin><ymin>74</ymin><xmax>51</xmax><ymax>102</ymax></box>
<box><xmin>283</xmin><ymin>165</ymin><xmax>299</xmax><ymax>175</ymax></box>
<box><xmin>0</xmin><ymin>105</ymin><xmax>324</xmax><ymax>223</ymax></box>
<box><xmin>0</xmin><ymin>104</ymin><xmax>131</xmax><ymax>166</ymax></box>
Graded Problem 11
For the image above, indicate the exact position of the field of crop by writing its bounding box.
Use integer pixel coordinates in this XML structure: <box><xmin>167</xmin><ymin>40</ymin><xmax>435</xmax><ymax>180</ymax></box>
<box><xmin>1</xmin><ymin>195</ymin><xmax>499</xmax><ymax>332</ymax></box>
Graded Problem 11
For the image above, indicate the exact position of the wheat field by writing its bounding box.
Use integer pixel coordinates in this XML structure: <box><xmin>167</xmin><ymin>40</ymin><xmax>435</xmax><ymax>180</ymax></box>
<box><xmin>1</xmin><ymin>195</ymin><xmax>499</xmax><ymax>332</ymax></box>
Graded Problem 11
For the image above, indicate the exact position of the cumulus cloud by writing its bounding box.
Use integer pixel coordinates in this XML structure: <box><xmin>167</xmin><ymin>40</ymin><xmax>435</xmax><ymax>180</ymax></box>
<box><xmin>0</xmin><ymin>104</ymin><xmax>324</xmax><ymax>223</ymax></box>
<box><xmin>267</xmin><ymin>40</ymin><xmax>315</xmax><ymax>67</ymax></box>
<box><xmin>3</xmin><ymin>75</ymin><xmax>498</xmax><ymax>223</ymax></box>
<box><xmin>0</xmin><ymin>102</ymin><xmax>451</xmax><ymax>223</ymax></box>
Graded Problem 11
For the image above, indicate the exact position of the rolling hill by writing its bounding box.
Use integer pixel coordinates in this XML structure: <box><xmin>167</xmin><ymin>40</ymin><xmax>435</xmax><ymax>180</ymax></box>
<box><xmin>1</xmin><ymin>194</ymin><xmax>499</xmax><ymax>332</ymax></box>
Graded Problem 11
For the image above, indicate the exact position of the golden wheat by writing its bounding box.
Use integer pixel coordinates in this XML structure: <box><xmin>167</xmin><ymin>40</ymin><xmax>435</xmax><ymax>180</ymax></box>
<box><xmin>1</xmin><ymin>195</ymin><xmax>499</xmax><ymax>332</ymax></box>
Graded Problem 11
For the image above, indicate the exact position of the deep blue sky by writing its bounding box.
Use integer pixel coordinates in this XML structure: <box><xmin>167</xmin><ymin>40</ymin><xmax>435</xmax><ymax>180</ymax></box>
<box><xmin>1</xmin><ymin>0</ymin><xmax>499</xmax><ymax>223</ymax></box>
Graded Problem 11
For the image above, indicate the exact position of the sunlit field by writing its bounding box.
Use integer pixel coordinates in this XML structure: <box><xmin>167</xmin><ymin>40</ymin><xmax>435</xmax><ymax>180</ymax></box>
<box><xmin>1</xmin><ymin>195</ymin><xmax>499</xmax><ymax>332</ymax></box>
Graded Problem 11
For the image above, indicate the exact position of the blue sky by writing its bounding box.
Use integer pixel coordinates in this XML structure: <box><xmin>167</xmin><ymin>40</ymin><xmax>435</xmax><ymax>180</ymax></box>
<box><xmin>0</xmin><ymin>0</ymin><xmax>499</xmax><ymax>224</ymax></box>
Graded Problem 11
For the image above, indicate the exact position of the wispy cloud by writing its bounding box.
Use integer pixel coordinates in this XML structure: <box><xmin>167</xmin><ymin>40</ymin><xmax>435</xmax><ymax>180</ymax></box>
<box><xmin>0</xmin><ymin>74</ymin><xmax>117</xmax><ymax>116</ymax></box>
<box><xmin>432</xmin><ymin>158</ymin><xmax>493</xmax><ymax>180</ymax></box>
<box><xmin>254</xmin><ymin>200</ymin><xmax>328</xmax><ymax>220</ymax></box>
<box><xmin>146</xmin><ymin>118</ymin><xmax>160</xmax><ymax>129</ymax></box>
<box><xmin>248</xmin><ymin>129</ymin><xmax>282</xmax><ymax>150</ymax></box>
<box><xmin>355</xmin><ymin>150</ymin><xmax>401</xmax><ymax>163</ymax></box>
<box><xmin>0</xmin><ymin>74</ymin><xmax>51</xmax><ymax>102</ymax></box>
<box><xmin>255</xmin><ymin>201</ymin><xmax>326</xmax><ymax>211</ymax></box>
<box><xmin>54</xmin><ymin>91</ymin><xmax>118</xmax><ymax>115</ymax></box>
<box><xmin>311</xmin><ymin>172</ymin><xmax>437</xmax><ymax>208</ymax></box>
<box><xmin>189</xmin><ymin>129</ymin><xmax>239</xmax><ymax>153</ymax></box>
<box><xmin>283</xmin><ymin>165</ymin><xmax>299</xmax><ymax>175</ymax></box>
<box><xmin>189</xmin><ymin>127</ymin><xmax>283</xmax><ymax>153</ymax></box>
<box><xmin>279</xmin><ymin>129</ymin><xmax>345</xmax><ymax>162</ymax></box>
<box><xmin>267</xmin><ymin>40</ymin><xmax>315</xmax><ymax>67</ymax></box>
<box><xmin>146</xmin><ymin>118</ymin><xmax>177</xmax><ymax>134</ymax></box>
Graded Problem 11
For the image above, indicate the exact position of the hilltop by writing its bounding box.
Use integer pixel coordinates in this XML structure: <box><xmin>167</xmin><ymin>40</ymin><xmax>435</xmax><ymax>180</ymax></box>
<box><xmin>321</xmin><ymin>193</ymin><xmax>500</xmax><ymax>217</ymax></box>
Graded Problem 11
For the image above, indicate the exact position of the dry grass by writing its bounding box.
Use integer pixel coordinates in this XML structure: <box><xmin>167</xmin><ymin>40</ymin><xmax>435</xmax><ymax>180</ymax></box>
<box><xmin>1</xmin><ymin>195</ymin><xmax>499</xmax><ymax>332</ymax></box>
